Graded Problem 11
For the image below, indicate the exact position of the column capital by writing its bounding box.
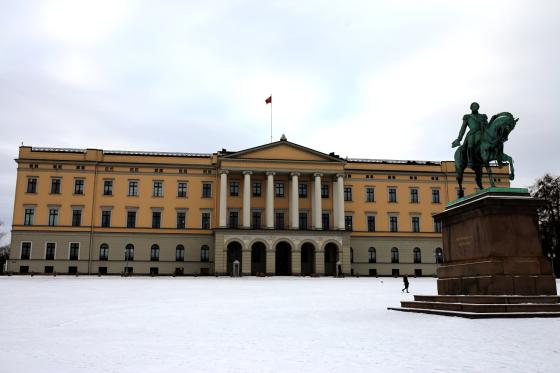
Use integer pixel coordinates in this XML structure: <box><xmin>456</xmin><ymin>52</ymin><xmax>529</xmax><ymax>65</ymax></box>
<box><xmin>220</xmin><ymin>170</ymin><xmax>230</xmax><ymax>175</ymax></box>
<box><xmin>243</xmin><ymin>170</ymin><xmax>253</xmax><ymax>175</ymax></box>
<box><xmin>313</xmin><ymin>172</ymin><xmax>323</xmax><ymax>178</ymax></box>
<box><xmin>290</xmin><ymin>172</ymin><xmax>301</xmax><ymax>177</ymax></box>
<box><xmin>266</xmin><ymin>171</ymin><xmax>276</xmax><ymax>176</ymax></box>
<box><xmin>336</xmin><ymin>173</ymin><xmax>345</xmax><ymax>178</ymax></box>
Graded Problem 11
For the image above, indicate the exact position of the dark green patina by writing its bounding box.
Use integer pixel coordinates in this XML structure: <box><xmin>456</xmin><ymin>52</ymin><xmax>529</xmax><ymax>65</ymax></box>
<box><xmin>447</xmin><ymin>187</ymin><xmax>529</xmax><ymax>207</ymax></box>
<box><xmin>452</xmin><ymin>102</ymin><xmax>519</xmax><ymax>197</ymax></box>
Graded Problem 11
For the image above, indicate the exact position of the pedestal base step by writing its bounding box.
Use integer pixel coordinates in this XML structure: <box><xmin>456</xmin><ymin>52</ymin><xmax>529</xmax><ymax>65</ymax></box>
<box><xmin>388</xmin><ymin>294</ymin><xmax>560</xmax><ymax>318</ymax></box>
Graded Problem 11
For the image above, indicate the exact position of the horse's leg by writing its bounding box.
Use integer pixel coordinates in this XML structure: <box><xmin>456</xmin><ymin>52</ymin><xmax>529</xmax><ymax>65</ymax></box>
<box><xmin>501</xmin><ymin>153</ymin><xmax>514</xmax><ymax>180</ymax></box>
<box><xmin>474</xmin><ymin>166</ymin><xmax>483</xmax><ymax>190</ymax></box>
<box><xmin>485</xmin><ymin>163</ymin><xmax>496</xmax><ymax>188</ymax></box>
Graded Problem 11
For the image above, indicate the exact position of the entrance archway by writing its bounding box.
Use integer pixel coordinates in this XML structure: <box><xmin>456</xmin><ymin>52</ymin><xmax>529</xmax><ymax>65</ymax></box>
<box><xmin>324</xmin><ymin>242</ymin><xmax>339</xmax><ymax>276</ymax></box>
<box><xmin>301</xmin><ymin>242</ymin><xmax>315</xmax><ymax>276</ymax></box>
<box><xmin>275</xmin><ymin>241</ymin><xmax>292</xmax><ymax>276</ymax></box>
<box><xmin>226</xmin><ymin>241</ymin><xmax>243</xmax><ymax>276</ymax></box>
<box><xmin>251</xmin><ymin>242</ymin><xmax>266</xmax><ymax>275</ymax></box>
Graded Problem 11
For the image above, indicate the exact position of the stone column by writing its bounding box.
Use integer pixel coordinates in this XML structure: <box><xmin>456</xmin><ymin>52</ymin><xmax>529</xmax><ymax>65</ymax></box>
<box><xmin>336</xmin><ymin>173</ymin><xmax>345</xmax><ymax>230</ymax></box>
<box><xmin>219</xmin><ymin>170</ymin><xmax>228</xmax><ymax>228</ymax></box>
<box><xmin>292</xmin><ymin>249</ymin><xmax>301</xmax><ymax>275</ymax></box>
<box><xmin>290</xmin><ymin>172</ymin><xmax>300</xmax><ymax>229</ymax></box>
<box><xmin>266</xmin><ymin>248</ymin><xmax>276</xmax><ymax>275</ymax></box>
<box><xmin>242</xmin><ymin>249</ymin><xmax>251</xmax><ymax>275</ymax></box>
<box><xmin>315</xmin><ymin>249</ymin><xmax>325</xmax><ymax>275</ymax></box>
<box><xmin>333</xmin><ymin>178</ymin><xmax>338</xmax><ymax>229</ymax></box>
<box><xmin>242</xmin><ymin>171</ymin><xmax>252</xmax><ymax>228</ymax></box>
<box><xmin>313</xmin><ymin>173</ymin><xmax>322</xmax><ymax>230</ymax></box>
<box><xmin>266</xmin><ymin>172</ymin><xmax>275</xmax><ymax>229</ymax></box>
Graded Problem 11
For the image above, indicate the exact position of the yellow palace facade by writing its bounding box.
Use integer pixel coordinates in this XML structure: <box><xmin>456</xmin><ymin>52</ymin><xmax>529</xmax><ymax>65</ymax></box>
<box><xmin>8</xmin><ymin>137</ymin><xmax>509</xmax><ymax>276</ymax></box>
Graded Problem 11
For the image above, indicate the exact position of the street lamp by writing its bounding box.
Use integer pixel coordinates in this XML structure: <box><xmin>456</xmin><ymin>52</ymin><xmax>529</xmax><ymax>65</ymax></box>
<box><xmin>547</xmin><ymin>252</ymin><xmax>556</xmax><ymax>278</ymax></box>
<box><xmin>124</xmin><ymin>247</ymin><xmax>129</xmax><ymax>277</ymax></box>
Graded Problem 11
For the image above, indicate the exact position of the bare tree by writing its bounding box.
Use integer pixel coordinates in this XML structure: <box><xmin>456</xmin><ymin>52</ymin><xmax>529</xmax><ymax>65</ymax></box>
<box><xmin>0</xmin><ymin>221</ymin><xmax>8</xmax><ymax>274</ymax></box>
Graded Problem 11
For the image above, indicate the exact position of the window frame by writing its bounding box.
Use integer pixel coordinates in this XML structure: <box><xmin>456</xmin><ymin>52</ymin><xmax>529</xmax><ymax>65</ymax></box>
<box><xmin>26</xmin><ymin>177</ymin><xmax>38</xmax><ymax>193</ymax></box>
<box><xmin>128</xmin><ymin>180</ymin><xmax>139</xmax><ymax>197</ymax></box>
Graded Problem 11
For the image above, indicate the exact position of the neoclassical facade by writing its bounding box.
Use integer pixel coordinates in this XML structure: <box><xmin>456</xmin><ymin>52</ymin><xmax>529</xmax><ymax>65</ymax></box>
<box><xmin>8</xmin><ymin>137</ymin><xmax>510</xmax><ymax>276</ymax></box>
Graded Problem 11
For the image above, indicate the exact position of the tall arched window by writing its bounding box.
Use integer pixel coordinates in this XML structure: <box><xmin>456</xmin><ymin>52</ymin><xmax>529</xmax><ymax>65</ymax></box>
<box><xmin>435</xmin><ymin>247</ymin><xmax>444</xmax><ymax>264</ymax></box>
<box><xmin>125</xmin><ymin>244</ymin><xmax>134</xmax><ymax>261</ymax></box>
<box><xmin>368</xmin><ymin>247</ymin><xmax>376</xmax><ymax>263</ymax></box>
<box><xmin>99</xmin><ymin>243</ymin><xmax>109</xmax><ymax>261</ymax></box>
<box><xmin>391</xmin><ymin>247</ymin><xmax>399</xmax><ymax>263</ymax></box>
<box><xmin>201</xmin><ymin>245</ymin><xmax>210</xmax><ymax>262</ymax></box>
<box><xmin>413</xmin><ymin>247</ymin><xmax>421</xmax><ymax>263</ymax></box>
<box><xmin>151</xmin><ymin>244</ymin><xmax>160</xmax><ymax>261</ymax></box>
<box><xmin>176</xmin><ymin>244</ymin><xmax>185</xmax><ymax>262</ymax></box>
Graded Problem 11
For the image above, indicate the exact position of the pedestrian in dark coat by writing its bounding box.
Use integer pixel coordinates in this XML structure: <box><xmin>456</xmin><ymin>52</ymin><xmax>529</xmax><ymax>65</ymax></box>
<box><xmin>402</xmin><ymin>275</ymin><xmax>409</xmax><ymax>293</ymax></box>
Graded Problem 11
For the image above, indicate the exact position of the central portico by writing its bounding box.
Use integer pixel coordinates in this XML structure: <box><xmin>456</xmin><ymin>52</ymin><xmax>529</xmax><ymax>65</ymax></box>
<box><xmin>214</xmin><ymin>137</ymin><xmax>350</xmax><ymax>275</ymax></box>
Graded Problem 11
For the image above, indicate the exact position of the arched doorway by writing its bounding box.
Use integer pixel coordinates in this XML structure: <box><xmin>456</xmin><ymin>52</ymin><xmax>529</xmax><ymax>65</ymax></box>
<box><xmin>275</xmin><ymin>241</ymin><xmax>292</xmax><ymax>276</ymax></box>
<box><xmin>301</xmin><ymin>242</ymin><xmax>315</xmax><ymax>276</ymax></box>
<box><xmin>324</xmin><ymin>242</ymin><xmax>339</xmax><ymax>276</ymax></box>
<box><xmin>226</xmin><ymin>241</ymin><xmax>243</xmax><ymax>276</ymax></box>
<box><xmin>251</xmin><ymin>242</ymin><xmax>266</xmax><ymax>275</ymax></box>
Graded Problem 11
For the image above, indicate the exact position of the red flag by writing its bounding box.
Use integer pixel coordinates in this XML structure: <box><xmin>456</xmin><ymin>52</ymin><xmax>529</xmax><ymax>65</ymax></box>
<box><xmin>265</xmin><ymin>95</ymin><xmax>272</xmax><ymax>104</ymax></box>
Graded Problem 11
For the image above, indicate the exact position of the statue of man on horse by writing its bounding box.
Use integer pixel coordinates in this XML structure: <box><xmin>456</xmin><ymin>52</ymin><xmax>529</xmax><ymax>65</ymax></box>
<box><xmin>452</xmin><ymin>102</ymin><xmax>519</xmax><ymax>198</ymax></box>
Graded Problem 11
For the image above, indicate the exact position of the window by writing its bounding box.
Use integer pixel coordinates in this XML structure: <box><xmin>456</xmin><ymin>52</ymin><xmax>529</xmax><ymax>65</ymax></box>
<box><xmin>202</xmin><ymin>183</ymin><xmax>212</xmax><ymax>198</ymax></box>
<box><xmin>68</xmin><ymin>266</ymin><xmax>78</xmax><ymax>274</ymax></box>
<box><xmin>388</xmin><ymin>188</ymin><xmax>397</xmax><ymax>202</ymax></box>
<box><xmin>432</xmin><ymin>189</ymin><xmax>440</xmax><ymax>203</ymax></box>
<box><xmin>434</xmin><ymin>219</ymin><xmax>442</xmax><ymax>233</ymax></box>
<box><xmin>72</xmin><ymin>209</ymin><xmax>82</xmax><ymax>227</ymax></box>
<box><xmin>74</xmin><ymin>179</ymin><xmax>84</xmax><ymax>195</ymax></box>
<box><xmin>153</xmin><ymin>181</ymin><xmax>163</xmax><ymax>197</ymax></box>
<box><xmin>367</xmin><ymin>215</ymin><xmax>375</xmax><ymax>232</ymax></box>
<box><xmin>98</xmin><ymin>267</ymin><xmax>108</xmax><ymax>274</ymax></box>
<box><xmin>27</xmin><ymin>178</ymin><xmax>37</xmax><ymax>193</ymax></box>
<box><xmin>275</xmin><ymin>212</ymin><xmax>285</xmax><ymax>229</ymax></box>
<box><xmin>46</xmin><ymin>243</ymin><xmax>56</xmax><ymax>260</ymax></box>
<box><xmin>150</xmin><ymin>244</ymin><xmax>160</xmax><ymax>261</ymax></box>
<box><xmin>321</xmin><ymin>183</ymin><xmax>329</xmax><ymax>198</ymax></box>
<box><xmin>413</xmin><ymin>247</ymin><xmax>421</xmax><ymax>263</ymax></box>
<box><xmin>252</xmin><ymin>211</ymin><xmax>261</xmax><ymax>229</ymax></box>
<box><xmin>201</xmin><ymin>245</ymin><xmax>210</xmax><ymax>262</ymax></box>
<box><xmin>230</xmin><ymin>181</ymin><xmax>240</xmax><ymax>197</ymax></box>
<box><xmin>435</xmin><ymin>247</ymin><xmax>444</xmax><ymax>264</ymax></box>
<box><xmin>152</xmin><ymin>211</ymin><xmax>161</xmax><ymax>228</ymax></box>
<box><xmin>392</xmin><ymin>268</ymin><xmax>400</xmax><ymax>277</ymax></box>
<box><xmin>391</xmin><ymin>247</ymin><xmax>399</xmax><ymax>263</ymax></box>
<box><xmin>48</xmin><ymin>208</ymin><xmax>58</xmax><ymax>226</ymax></box>
<box><xmin>252</xmin><ymin>182</ymin><xmax>261</xmax><ymax>197</ymax></box>
<box><xmin>410</xmin><ymin>188</ymin><xmax>418</xmax><ymax>203</ymax></box>
<box><xmin>24</xmin><ymin>208</ymin><xmax>34</xmax><ymax>226</ymax></box>
<box><xmin>389</xmin><ymin>216</ymin><xmax>398</xmax><ymax>232</ymax></box>
<box><xmin>275</xmin><ymin>182</ymin><xmax>284</xmax><ymax>197</ymax></box>
<box><xmin>45</xmin><ymin>266</ymin><xmax>54</xmax><ymax>274</ymax></box>
<box><xmin>21</xmin><ymin>242</ymin><xmax>31</xmax><ymax>260</ymax></box>
<box><xmin>99</xmin><ymin>244</ymin><xmax>109</xmax><ymax>261</ymax></box>
<box><xmin>125</xmin><ymin>244</ymin><xmax>134</xmax><ymax>261</ymax></box>
<box><xmin>127</xmin><ymin>211</ymin><xmax>136</xmax><ymax>228</ymax></box>
<box><xmin>229</xmin><ymin>211</ymin><xmax>239</xmax><ymax>228</ymax></box>
<box><xmin>176</xmin><ymin>245</ymin><xmax>185</xmax><ymax>261</ymax></box>
<box><xmin>414</xmin><ymin>269</ymin><xmax>423</xmax><ymax>277</ymax></box>
<box><xmin>177</xmin><ymin>182</ymin><xmax>187</xmax><ymax>198</ymax></box>
<box><xmin>103</xmin><ymin>180</ymin><xmax>113</xmax><ymax>196</ymax></box>
<box><xmin>177</xmin><ymin>211</ymin><xmax>186</xmax><ymax>229</ymax></box>
<box><xmin>412</xmin><ymin>216</ymin><xmax>420</xmax><ymax>232</ymax></box>
<box><xmin>128</xmin><ymin>181</ymin><xmax>139</xmax><ymax>196</ymax></box>
<box><xmin>201</xmin><ymin>212</ymin><xmax>211</xmax><ymax>229</ymax></box>
<box><xmin>366</xmin><ymin>187</ymin><xmax>375</xmax><ymax>202</ymax></box>
<box><xmin>322</xmin><ymin>213</ymin><xmax>330</xmax><ymax>230</ymax></box>
<box><xmin>344</xmin><ymin>215</ymin><xmax>353</xmax><ymax>231</ymax></box>
<box><xmin>299</xmin><ymin>212</ymin><xmax>308</xmax><ymax>230</ymax></box>
<box><xmin>298</xmin><ymin>183</ymin><xmax>307</xmax><ymax>198</ymax></box>
<box><xmin>69</xmin><ymin>243</ymin><xmax>80</xmax><ymax>260</ymax></box>
<box><xmin>51</xmin><ymin>178</ymin><xmax>61</xmax><ymax>194</ymax></box>
<box><xmin>368</xmin><ymin>247</ymin><xmax>376</xmax><ymax>263</ymax></box>
<box><xmin>344</xmin><ymin>187</ymin><xmax>352</xmax><ymax>201</ymax></box>
<box><xmin>101</xmin><ymin>210</ymin><xmax>111</xmax><ymax>228</ymax></box>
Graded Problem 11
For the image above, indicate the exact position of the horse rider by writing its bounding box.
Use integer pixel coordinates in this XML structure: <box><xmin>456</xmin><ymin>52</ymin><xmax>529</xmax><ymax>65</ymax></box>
<box><xmin>452</xmin><ymin>102</ymin><xmax>488</xmax><ymax>168</ymax></box>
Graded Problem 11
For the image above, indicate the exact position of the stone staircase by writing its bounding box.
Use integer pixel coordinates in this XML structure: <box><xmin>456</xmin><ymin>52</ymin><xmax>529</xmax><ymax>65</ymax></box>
<box><xmin>388</xmin><ymin>295</ymin><xmax>560</xmax><ymax>318</ymax></box>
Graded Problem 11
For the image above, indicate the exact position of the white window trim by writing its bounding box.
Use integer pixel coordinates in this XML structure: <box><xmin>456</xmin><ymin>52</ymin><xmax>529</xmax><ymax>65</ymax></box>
<box><xmin>20</xmin><ymin>241</ymin><xmax>32</xmax><ymax>260</ymax></box>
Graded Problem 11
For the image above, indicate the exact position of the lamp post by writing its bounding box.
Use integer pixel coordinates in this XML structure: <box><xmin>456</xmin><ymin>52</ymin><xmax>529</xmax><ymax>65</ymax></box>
<box><xmin>124</xmin><ymin>247</ymin><xmax>129</xmax><ymax>277</ymax></box>
<box><xmin>547</xmin><ymin>252</ymin><xmax>556</xmax><ymax>278</ymax></box>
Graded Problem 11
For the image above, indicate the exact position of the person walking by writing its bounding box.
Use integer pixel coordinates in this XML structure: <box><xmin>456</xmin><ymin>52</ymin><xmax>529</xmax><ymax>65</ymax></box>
<box><xmin>402</xmin><ymin>275</ymin><xmax>409</xmax><ymax>293</ymax></box>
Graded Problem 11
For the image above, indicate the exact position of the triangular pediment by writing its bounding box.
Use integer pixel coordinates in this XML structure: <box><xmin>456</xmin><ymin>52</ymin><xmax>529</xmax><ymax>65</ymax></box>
<box><xmin>222</xmin><ymin>140</ymin><xmax>344</xmax><ymax>162</ymax></box>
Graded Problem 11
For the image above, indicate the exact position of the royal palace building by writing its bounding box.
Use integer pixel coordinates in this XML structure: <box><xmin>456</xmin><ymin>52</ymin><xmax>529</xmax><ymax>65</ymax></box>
<box><xmin>8</xmin><ymin>137</ymin><xmax>510</xmax><ymax>276</ymax></box>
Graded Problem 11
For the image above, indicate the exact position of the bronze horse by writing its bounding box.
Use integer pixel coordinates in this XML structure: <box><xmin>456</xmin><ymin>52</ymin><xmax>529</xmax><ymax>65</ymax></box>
<box><xmin>454</xmin><ymin>112</ymin><xmax>518</xmax><ymax>197</ymax></box>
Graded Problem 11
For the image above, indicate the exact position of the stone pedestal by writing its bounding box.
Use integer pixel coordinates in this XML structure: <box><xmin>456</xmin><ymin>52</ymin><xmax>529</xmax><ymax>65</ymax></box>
<box><xmin>434</xmin><ymin>188</ymin><xmax>556</xmax><ymax>296</ymax></box>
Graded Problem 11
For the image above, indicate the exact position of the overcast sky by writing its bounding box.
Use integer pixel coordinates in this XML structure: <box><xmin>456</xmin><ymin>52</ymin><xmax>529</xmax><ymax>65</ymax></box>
<box><xmin>1</xmin><ymin>0</ymin><xmax>559</xmax><ymax>242</ymax></box>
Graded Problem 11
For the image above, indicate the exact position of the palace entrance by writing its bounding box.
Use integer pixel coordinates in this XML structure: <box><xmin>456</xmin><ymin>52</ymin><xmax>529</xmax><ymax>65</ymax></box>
<box><xmin>324</xmin><ymin>242</ymin><xmax>339</xmax><ymax>276</ymax></box>
<box><xmin>275</xmin><ymin>241</ymin><xmax>292</xmax><ymax>276</ymax></box>
<box><xmin>251</xmin><ymin>242</ymin><xmax>266</xmax><ymax>275</ymax></box>
<box><xmin>301</xmin><ymin>242</ymin><xmax>315</xmax><ymax>276</ymax></box>
<box><xmin>226</xmin><ymin>241</ymin><xmax>242</xmax><ymax>276</ymax></box>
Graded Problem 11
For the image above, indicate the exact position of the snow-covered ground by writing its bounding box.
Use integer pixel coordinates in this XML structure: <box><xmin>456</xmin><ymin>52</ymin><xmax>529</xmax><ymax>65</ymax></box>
<box><xmin>0</xmin><ymin>276</ymin><xmax>558</xmax><ymax>373</ymax></box>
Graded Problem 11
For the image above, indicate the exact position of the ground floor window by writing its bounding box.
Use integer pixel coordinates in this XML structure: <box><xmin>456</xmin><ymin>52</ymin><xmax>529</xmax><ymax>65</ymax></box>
<box><xmin>98</xmin><ymin>267</ymin><xmax>107</xmax><ymax>275</ymax></box>
<box><xmin>150</xmin><ymin>267</ymin><xmax>159</xmax><ymax>276</ymax></box>
<box><xmin>414</xmin><ymin>269</ymin><xmax>423</xmax><ymax>277</ymax></box>
<box><xmin>392</xmin><ymin>268</ymin><xmax>400</xmax><ymax>277</ymax></box>
<box><xmin>368</xmin><ymin>268</ymin><xmax>377</xmax><ymax>277</ymax></box>
<box><xmin>19</xmin><ymin>266</ymin><xmax>29</xmax><ymax>274</ymax></box>
<box><xmin>201</xmin><ymin>245</ymin><xmax>210</xmax><ymax>262</ymax></box>
<box><xmin>68</xmin><ymin>266</ymin><xmax>78</xmax><ymax>274</ymax></box>
<box><xmin>44</xmin><ymin>266</ymin><xmax>54</xmax><ymax>274</ymax></box>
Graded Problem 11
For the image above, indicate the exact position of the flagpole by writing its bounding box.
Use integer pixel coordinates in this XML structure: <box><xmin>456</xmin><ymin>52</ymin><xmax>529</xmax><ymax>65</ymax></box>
<box><xmin>270</xmin><ymin>93</ymin><xmax>272</xmax><ymax>143</ymax></box>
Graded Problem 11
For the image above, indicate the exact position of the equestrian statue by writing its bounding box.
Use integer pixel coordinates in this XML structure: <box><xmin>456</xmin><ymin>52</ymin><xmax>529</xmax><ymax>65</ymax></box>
<box><xmin>452</xmin><ymin>102</ymin><xmax>518</xmax><ymax>198</ymax></box>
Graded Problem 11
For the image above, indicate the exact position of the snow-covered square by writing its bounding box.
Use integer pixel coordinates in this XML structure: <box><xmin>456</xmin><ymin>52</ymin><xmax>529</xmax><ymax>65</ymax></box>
<box><xmin>1</xmin><ymin>276</ymin><xmax>558</xmax><ymax>373</ymax></box>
